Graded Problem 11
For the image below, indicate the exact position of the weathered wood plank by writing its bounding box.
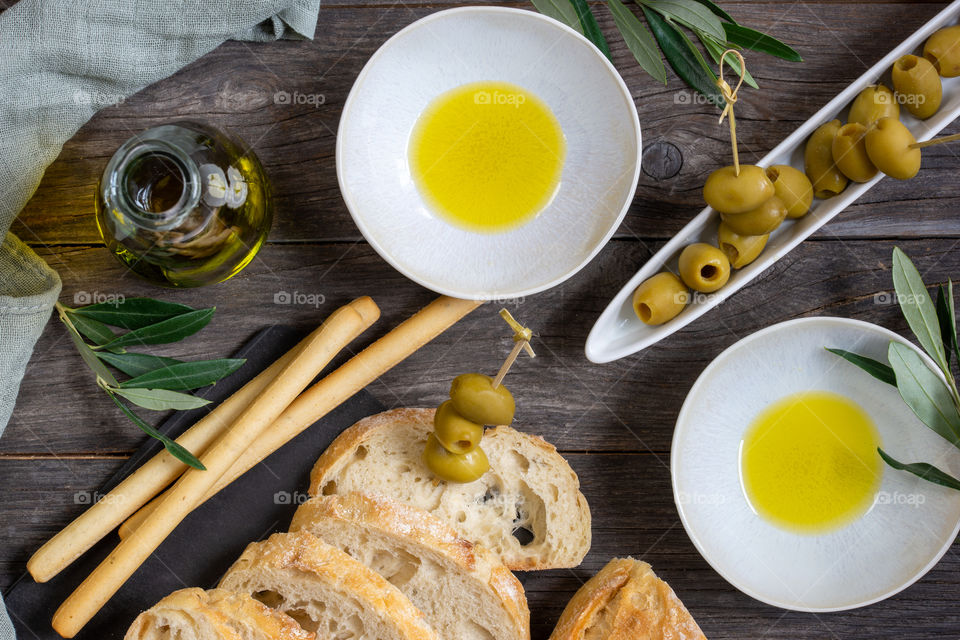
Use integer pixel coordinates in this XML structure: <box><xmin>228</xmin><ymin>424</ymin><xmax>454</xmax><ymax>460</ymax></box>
<box><xmin>2</xmin><ymin>455</ymin><xmax>959</xmax><ymax>639</ymax></box>
<box><xmin>4</xmin><ymin>237</ymin><xmax>959</xmax><ymax>455</ymax></box>
<box><xmin>11</xmin><ymin>2</ymin><xmax>958</xmax><ymax>245</ymax></box>
<box><xmin>4</xmin><ymin>3</ymin><xmax>960</xmax><ymax>638</ymax></box>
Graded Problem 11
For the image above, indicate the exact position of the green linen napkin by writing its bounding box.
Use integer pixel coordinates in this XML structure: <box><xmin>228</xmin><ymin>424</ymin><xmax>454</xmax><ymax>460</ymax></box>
<box><xmin>0</xmin><ymin>0</ymin><xmax>321</xmax><ymax>634</ymax></box>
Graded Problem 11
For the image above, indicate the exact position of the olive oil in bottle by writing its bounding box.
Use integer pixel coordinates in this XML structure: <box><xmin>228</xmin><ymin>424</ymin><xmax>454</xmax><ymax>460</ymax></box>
<box><xmin>96</xmin><ymin>122</ymin><xmax>272</xmax><ymax>287</ymax></box>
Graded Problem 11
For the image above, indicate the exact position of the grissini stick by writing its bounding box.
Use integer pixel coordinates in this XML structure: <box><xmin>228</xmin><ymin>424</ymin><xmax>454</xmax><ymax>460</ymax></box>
<box><xmin>51</xmin><ymin>297</ymin><xmax>379</xmax><ymax>638</ymax></box>
<box><xmin>118</xmin><ymin>295</ymin><xmax>483</xmax><ymax>538</ymax></box>
<box><xmin>27</xmin><ymin>296</ymin><xmax>378</xmax><ymax>583</ymax></box>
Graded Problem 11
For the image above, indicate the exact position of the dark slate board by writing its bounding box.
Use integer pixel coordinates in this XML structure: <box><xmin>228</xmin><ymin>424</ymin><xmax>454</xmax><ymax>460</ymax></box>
<box><xmin>5</xmin><ymin>326</ymin><xmax>385</xmax><ymax>639</ymax></box>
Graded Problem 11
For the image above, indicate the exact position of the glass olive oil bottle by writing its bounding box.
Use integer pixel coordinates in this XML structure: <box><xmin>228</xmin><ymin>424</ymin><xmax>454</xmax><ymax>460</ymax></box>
<box><xmin>96</xmin><ymin>122</ymin><xmax>272</xmax><ymax>287</ymax></box>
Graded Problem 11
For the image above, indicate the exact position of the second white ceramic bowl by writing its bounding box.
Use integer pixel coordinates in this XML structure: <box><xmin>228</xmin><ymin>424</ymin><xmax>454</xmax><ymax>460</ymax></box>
<box><xmin>337</xmin><ymin>7</ymin><xmax>641</xmax><ymax>299</ymax></box>
<box><xmin>673</xmin><ymin>317</ymin><xmax>960</xmax><ymax>612</ymax></box>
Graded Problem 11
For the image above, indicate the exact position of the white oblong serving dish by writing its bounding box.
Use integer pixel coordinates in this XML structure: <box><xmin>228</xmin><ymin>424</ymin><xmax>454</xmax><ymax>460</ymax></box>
<box><xmin>337</xmin><ymin>6</ymin><xmax>641</xmax><ymax>301</ymax></box>
<box><xmin>672</xmin><ymin>317</ymin><xmax>960</xmax><ymax>612</ymax></box>
<box><xmin>586</xmin><ymin>0</ymin><xmax>960</xmax><ymax>363</ymax></box>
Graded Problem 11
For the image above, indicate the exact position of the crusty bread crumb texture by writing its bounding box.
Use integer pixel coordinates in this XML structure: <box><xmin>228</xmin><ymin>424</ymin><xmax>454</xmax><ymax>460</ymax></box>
<box><xmin>308</xmin><ymin>408</ymin><xmax>592</xmax><ymax>571</ymax></box>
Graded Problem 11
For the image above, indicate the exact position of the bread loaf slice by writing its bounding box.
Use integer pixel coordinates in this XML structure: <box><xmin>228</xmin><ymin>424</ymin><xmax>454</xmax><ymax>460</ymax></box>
<box><xmin>219</xmin><ymin>531</ymin><xmax>438</xmax><ymax>640</ymax></box>
<box><xmin>308</xmin><ymin>408</ymin><xmax>591</xmax><ymax>570</ymax></box>
<box><xmin>549</xmin><ymin>558</ymin><xmax>707</xmax><ymax>640</ymax></box>
<box><xmin>124</xmin><ymin>588</ymin><xmax>314</xmax><ymax>640</ymax></box>
<box><xmin>290</xmin><ymin>492</ymin><xmax>530</xmax><ymax>640</ymax></box>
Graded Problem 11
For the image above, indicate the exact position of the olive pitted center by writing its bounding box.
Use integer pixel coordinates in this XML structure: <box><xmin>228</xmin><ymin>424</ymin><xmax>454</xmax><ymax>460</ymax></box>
<box><xmin>630</xmin><ymin>272</ymin><xmax>689</xmax><ymax>326</ymax></box>
<box><xmin>678</xmin><ymin>243</ymin><xmax>731</xmax><ymax>293</ymax></box>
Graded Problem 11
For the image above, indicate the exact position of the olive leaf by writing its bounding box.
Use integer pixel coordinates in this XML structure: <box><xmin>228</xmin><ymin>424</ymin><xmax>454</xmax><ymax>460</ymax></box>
<box><xmin>688</xmin><ymin>0</ymin><xmax>735</xmax><ymax>23</ymax></box>
<box><xmin>643</xmin><ymin>6</ymin><xmax>724</xmax><ymax>106</ymax></box>
<box><xmin>699</xmin><ymin>31</ymin><xmax>758</xmax><ymax>89</ymax></box>
<box><xmin>106</xmin><ymin>392</ymin><xmax>205</xmax><ymax>470</ymax></box>
<box><xmin>608</xmin><ymin>0</ymin><xmax>667</xmax><ymax>84</ymax></box>
<box><xmin>888</xmin><ymin>341</ymin><xmax>960</xmax><ymax>448</ymax></box>
<box><xmin>96</xmin><ymin>308</ymin><xmax>215</xmax><ymax>350</ymax></box>
<box><xmin>826</xmin><ymin>348</ymin><xmax>896</xmax><ymax>386</ymax></box>
<box><xmin>878</xmin><ymin>448</ymin><xmax>960</xmax><ymax>492</ymax></box>
<box><xmin>96</xmin><ymin>351</ymin><xmax>185</xmax><ymax>378</ymax></box>
<box><xmin>67</xmin><ymin>313</ymin><xmax>117</xmax><ymax>346</ymax></box>
<box><xmin>57</xmin><ymin>304</ymin><xmax>119</xmax><ymax>387</ymax></box>
<box><xmin>892</xmin><ymin>247</ymin><xmax>948</xmax><ymax>374</ymax></box>
<box><xmin>722</xmin><ymin>22</ymin><xmax>801</xmax><ymax>62</ymax></box>
<box><xmin>640</xmin><ymin>0</ymin><xmax>725</xmax><ymax>42</ymax></box>
<box><xmin>531</xmin><ymin>0</ymin><xmax>583</xmax><ymax>33</ymax></box>
<box><xmin>70</xmin><ymin>297</ymin><xmax>196</xmax><ymax>330</ymax></box>
<box><xmin>111</xmin><ymin>387</ymin><xmax>212</xmax><ymax>412</ymax></box>
<box><xmin>570</xmin><ymin>0</ymin><xmax>612</xmax><ymax>58</ymax></box>
<box><xmin>936</xmin><ymin>281</ymin><xmax>959</xmax><ymax>367</ymax></box>
<box><xmin>119</xmin><ymin>359</ymin><xmax>245</xmax><ymax>391</ymax></box>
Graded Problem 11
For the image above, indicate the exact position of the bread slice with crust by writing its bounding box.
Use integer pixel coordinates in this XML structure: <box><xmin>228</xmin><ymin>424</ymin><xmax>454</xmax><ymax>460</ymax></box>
<box><xmin>124</xmin><ymin>588</ymin><xmax>314</xmax><ymax>640</ymax></box>
<box><xmin>290</xmin><ymin>492</ymin><xmax>530</xmax><ymax>640</ymax></box>
<box><xmin>308</xmin><ymin>408</ymin><xmax>591</xmax><ymax>570</ymax></box>
<box><xmin>549</xmin><ymin>558</ymin><xmax>707</xmax><ymax>640</ymax></box>
<box><xmin>219</xmin><ymin>531</ymin><xmax>438</xmax><ymax>640</ymax></box>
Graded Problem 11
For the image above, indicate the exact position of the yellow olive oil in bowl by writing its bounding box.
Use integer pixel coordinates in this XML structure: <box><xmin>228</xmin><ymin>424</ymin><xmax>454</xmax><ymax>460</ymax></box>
<box><xmin>740</xmin><ymin>391</ymin><xmax>883</xmax><ymax>534</ymax></box>
<box><xmin>409</xmin><ymin>81</ymin><xmax>566</xmax><ymax>233</ymax></box>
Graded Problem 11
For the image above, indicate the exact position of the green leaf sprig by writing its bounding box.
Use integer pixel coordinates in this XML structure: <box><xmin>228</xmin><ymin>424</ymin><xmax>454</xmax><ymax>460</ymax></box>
<box><xmin>828</xmin><ymin>248</ymin><xmax>960</xmax><ymax>490</ymax></box>
<box><xmin>55</xmin><ymin>297</ymin><xmax>245</xmax><ymax>470</ymax></box>
<box><xmin>533</xmin><ymin>0</ymin><xmax>801</xmax><ymax>105</ymax></box>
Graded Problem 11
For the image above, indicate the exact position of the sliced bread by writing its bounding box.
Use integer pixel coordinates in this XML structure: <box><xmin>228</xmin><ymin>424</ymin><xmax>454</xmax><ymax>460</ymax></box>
<box><xmin>219</xmin><ymin>531</ymin><xmax>438</xmax><ymax>640</ymax></box>
<box><xmin>549</xmin><ymin>558</ymin><xmax>707</xmax><ymax>640</ymax></box>
<box><xmin>124</xmin><ymin>588</ymin><xmax>314</xmax><ymax>640</ymax></box>
<box><xmin>307</xmin><ymin>408</ymin><xmax>591</xmax><ymax>570</ymax></box>
<box><xmin>289</xmin><ymin>492</ymin><xmax>530</xmax><ymax>640</ymax></box>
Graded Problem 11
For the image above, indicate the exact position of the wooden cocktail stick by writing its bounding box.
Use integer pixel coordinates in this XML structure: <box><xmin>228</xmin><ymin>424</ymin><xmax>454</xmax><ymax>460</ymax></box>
<box><xmin>910</xmin><ymin>132</ymin><xmax>960</xmax><ymax>149</ymax></box>
<box><xmin>491</xmin><ymin>308</ymin><xmax>535</xmax><ymax>389</ymax></box>
<box><xmin>717</xmin><ymin>49</ymin><xmax>747</xmax><ymax>176</ymax></box>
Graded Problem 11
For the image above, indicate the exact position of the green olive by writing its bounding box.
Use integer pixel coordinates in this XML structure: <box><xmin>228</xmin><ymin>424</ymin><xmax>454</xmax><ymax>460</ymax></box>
<box><xmin>804</xmin><ymin>120</ymin><xmax>849</xmax><ymax>199</ymax></box>
<box><xmin>924</xmin><ymin>25</ymin><xmax>960</xmax><ymax>77</ymax></box>
<box><xmin>766</xmin><ymin>165</ymin><xmax>813</xmax><ymax>219</ymax></box>
<box><xmin>449</xmin><ymin>373</ymin><xmax>515</xmax><ymax>426</ymax></box>
<box><xmin>848</xmin><ymin>85</ymin><xmax>900</xmax><ymax>126</ymax></box>
<box><xmin>831</xmin><ymin>123</ymin><xmax>877</xmax><ymax>183</ymax></box>
<box><xmin>718</xmin><ymin>222</ymin><xmax>768</xmax><ymax>269</ymax></box>
<box><xmin>678</xmin><ymin>243</ymin><xmax>730</xmax><ymax>293</ymax></box>
<box><xmin>864</xmin><ymin>117</ymin><xmax>922</xmax><ymax>180</ymax></box>
<box><xmin>631</xmin><ymin>272</ymin><xmax>688</xmax><ymax>325</ymax></box>
<box><xmin>702</xmin><ymin>165</ymin><xmax>775</xmax><ymax>215</ymax></box>
<box><xmin>892</xmin><ymin>54</ymin><xmax>942</xmax><ymax>119</ymax></box>
<box><xmin>433</xmin><ymin>400</ymin><xmax>483</xmax><ymax>455</ymax></box>
<box><xmin>721</xmin><ymin>196</ymin><xmax>788</xmax><ymax>236</ymax></box>
<box><xmin>423</xmin><ymin>433</ymin><xmax>489</xmax><ymax>483</ymax></box>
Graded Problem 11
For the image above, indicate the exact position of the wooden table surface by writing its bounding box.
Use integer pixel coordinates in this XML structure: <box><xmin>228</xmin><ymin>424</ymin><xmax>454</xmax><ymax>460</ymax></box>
<box><xmin>3</xmin><ymin>1</ymin><xmax>960</xmax><ymax>638</ymax></box>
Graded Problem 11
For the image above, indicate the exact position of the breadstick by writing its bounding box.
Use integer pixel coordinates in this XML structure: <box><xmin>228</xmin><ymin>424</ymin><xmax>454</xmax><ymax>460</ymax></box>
<box><xmin>51</xmin><ymin>298</ymin><xmax>379</xmax><ymax>638</ymax></box>
<box><xmin>27</xmin><ymin>296</ymin><xmax>378</xmax><ymax>583</ymax></box>
<box><xmin>118</xmin><ymin>296</ymin><xmax>482</xmax><ymax>538</ymax></box>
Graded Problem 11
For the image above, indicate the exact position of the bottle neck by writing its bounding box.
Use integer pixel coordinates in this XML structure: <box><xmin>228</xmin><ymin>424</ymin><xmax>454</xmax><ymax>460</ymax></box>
<box><xmin>102</xmin><ymin>138</ymin><xmax>202</xmax><ymax>231</ymax></box>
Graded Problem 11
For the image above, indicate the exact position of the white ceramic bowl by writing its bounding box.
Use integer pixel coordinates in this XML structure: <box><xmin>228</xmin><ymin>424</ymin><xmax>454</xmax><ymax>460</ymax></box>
<box><xmin>337</xmin><ymin>7</ymin><xmax>641</xmax><ymax>299</ymax></box>
<box><xmin>673</xmin><ymin>317</ymin><xmax>960</xmax><ymax>612</ymax></box>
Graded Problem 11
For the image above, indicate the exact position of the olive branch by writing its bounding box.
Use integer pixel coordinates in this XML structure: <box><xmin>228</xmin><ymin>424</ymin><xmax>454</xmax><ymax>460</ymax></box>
<box><xmin>532</xmin><ymin>0</ymin><xmax>801</xmax><ymax>106</ymax></box>
<box><xmin>56</xmin><ymin>297</ymin><xmax>246</xmax><ymax>469</ymax></box>
<box><xmin>829</xmin><ymin>248</ymin><xmax>960</xmax><ymax>491</ymax></box>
